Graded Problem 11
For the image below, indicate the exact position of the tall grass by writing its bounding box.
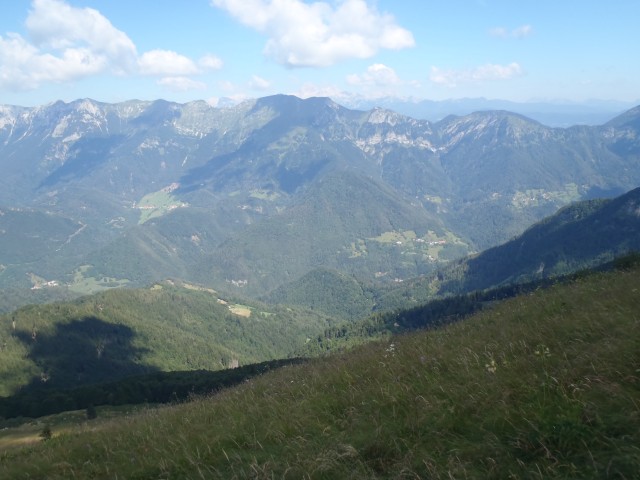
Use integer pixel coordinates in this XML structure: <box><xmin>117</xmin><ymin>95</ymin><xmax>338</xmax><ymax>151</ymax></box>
<box><xmin>1</xmin><ymin>267</ymin><xmax>639</xmax><ymax>478</ymax></box>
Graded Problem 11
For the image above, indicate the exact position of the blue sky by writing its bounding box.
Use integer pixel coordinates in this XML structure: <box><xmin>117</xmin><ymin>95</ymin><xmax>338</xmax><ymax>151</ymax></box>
<box><xmin>1</xmin><ymin>0</ymin><xmax>638</xmax><ymax>106</ymax></box>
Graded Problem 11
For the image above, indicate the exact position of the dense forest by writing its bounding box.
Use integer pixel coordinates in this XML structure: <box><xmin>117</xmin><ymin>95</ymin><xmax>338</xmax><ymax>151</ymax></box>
<box><xmin>0</xmin><ymin>282</ymin><xmax>336</xmax><ymax>397</ymax></box>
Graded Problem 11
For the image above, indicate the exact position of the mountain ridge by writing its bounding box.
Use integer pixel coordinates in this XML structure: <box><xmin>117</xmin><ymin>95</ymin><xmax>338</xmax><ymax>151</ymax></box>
<box><xmin>1</xmin><ymin>94</ymin><xmax>639</xmax><ymax>302</ymax></box>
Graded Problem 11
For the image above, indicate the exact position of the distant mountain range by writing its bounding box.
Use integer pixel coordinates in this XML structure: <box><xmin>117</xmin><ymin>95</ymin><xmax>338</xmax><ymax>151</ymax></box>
<box><xmin>1</xmin><ymin>95</ymin><xmax>639</xmax><ymax>307</ymax></box>
<box><xmin>333</xmin><ymin>95</ymin><xmax>638</xmax><ymax>127</ymax></box>
<box><xmin>213</xmin><ymin>95</ymin><xmax>637</xmax><ymax>127</ymax></box>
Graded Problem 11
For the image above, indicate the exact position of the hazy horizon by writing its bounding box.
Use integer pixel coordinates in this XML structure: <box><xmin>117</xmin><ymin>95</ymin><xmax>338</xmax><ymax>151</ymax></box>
<box><xmin>1</xmin><ymin>1</ymin><xmax>638</xmax><ymax>107</ymax></box>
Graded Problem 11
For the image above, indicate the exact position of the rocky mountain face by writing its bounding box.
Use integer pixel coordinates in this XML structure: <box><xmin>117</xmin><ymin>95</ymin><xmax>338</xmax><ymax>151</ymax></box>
<box><xmin>0</xmin><ymin>95</ymin><xmax>639</xmax><ymax>300</ymax></box>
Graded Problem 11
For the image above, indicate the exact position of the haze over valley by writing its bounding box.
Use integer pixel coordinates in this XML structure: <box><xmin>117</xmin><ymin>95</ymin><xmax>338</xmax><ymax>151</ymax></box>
<box><xmin>1</xmin><ymin>95</ymin><xmax>639</xmax><ymax>306</ymax></box>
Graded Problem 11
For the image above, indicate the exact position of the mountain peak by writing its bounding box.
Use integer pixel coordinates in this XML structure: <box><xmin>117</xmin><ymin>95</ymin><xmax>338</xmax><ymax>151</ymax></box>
<box><xmin>252</xmin><ymin>94</ymin><xmax>339</xmax><ymax>112</ymax></box>
<box><xmin>438</xmin><ymin>109</ymin><xmax>549</xmax><ymax>148</ymax></box>
<box><xmin>244</xmin><ymin>95</ymin><xmax>353</xmax><ymax>132</ymax></box>
<box><xmin>366</xmin><ymin>107</ymin><xmax>412</xmax><ymax>126</ymax></box>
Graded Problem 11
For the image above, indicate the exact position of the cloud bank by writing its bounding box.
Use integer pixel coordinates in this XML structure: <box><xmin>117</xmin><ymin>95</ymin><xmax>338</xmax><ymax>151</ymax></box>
<box><xmin>0</xmin><ymin>0</ymin><xmax>221</xmax><ymax>91</ymax></box>
<box><xmin>347</xmin><ymin>63</ymin><xmax>401</xmax><ymax>86</ymax></box>
<box><xmin>430</xmin><ymin>63</ymin><xmax>524</xmax><ymax>87</ymax></box>
<box><xmin>211</xmin><ymin>0</ymin><xmax>415</xmax><ymax>67</ymax></box>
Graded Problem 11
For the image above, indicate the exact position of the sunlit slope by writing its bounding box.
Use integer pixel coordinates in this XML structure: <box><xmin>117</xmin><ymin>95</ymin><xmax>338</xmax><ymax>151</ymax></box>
<box><xmin>2</xmin><ymin>265</ymin><xmax>638</xmax><ymax>478</ymax></box>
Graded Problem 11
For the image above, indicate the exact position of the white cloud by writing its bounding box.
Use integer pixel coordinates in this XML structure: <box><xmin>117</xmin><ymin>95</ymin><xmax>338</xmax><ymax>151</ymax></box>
<box><xmin>157</xmin><ymin>76</ymin><xmax>207</xmax><ymax>92</ymax></box>
<box><xmin>0</xmin><ymin>33</ymin><xmax>107</xmax><ymax>90</ymax></box>
<box><xmin>213</xmin><ymin>92</ymin><xmax>251</xmax><ymax>103</ymax></box>
<box><xmin>199</xmin><ymin>54</ymin><xmax>224</xmax><ymax>71</ymax></box>
<box><xmin>211</xmin><ymin>0</ymin><xmax>414</xmax><ymax>67</ymax></box>
<box><xmin>430</xmin><ymin>63</ymin><xmax>524</xmax><ymax>87</ymax></box>
<box><xmin>489</xmin><ymin>25</ymin><xmax>533</xmax><ymax>39</ymax></box>
<box><xmin>347</xmin><ymin>63</ymin><xmax>401</xmax><ymax>86</ymax></box>
<box><xmin>212</xmin><ymin>80</ymin><xmax>253</xmax><ymax>103</ymax></box>
<box><xmin>139</xmin><ymin>51</ymin><xmax>222</xmax><ymax>77</ymax></box>
<box><xmin>138</xmin><ymin>50</ymin><xmax>199</xmax><ymax>76</ymax></box>
<box><xmin>218</xmin><ymin>80</ymin><xmax>237</xmax><ymax>92</ymax></box>
<box><xmin>0</xmin><ymin>0</ymin><xmax>138</xmax><ymax>89</ymax></box>
<box><xmin>249</xmin><ymin>75</ymin><xmax>271</xmax><ymax>90</ymax></box>
<box><xmin>295</xmin><ymin>82</ymin><xmax>345</xmax><ymax>99</ymax></box>
<box><xmin>0</xmin><ymin>0</ymin><xmax>223</xmax><ymax>91</ymax></box>
<box><xmin>512</xmin><ymin>25</ymin><xmax>533</xmax><ymax>38</ymax></box>
<box><xmin>25</xmin><ymin>0</ymin><xmax>137</xmax><ymax>72</ymax></box>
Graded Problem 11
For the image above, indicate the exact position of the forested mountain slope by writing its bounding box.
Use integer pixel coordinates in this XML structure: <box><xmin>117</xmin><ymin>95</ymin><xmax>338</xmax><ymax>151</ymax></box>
<box><xmin>1</xmin><ymin>96</ymin><xmax>639</xmax><ymax>304</ymax></box>
<box><xmin>267</xmin><ymin>188</ymin><xmax>640</xmax><ymax>315</ymax></box>
<box><xmin>0</xmin><ymin>281</ymin><xmax>335</xmax><ymax>397</ymax></box>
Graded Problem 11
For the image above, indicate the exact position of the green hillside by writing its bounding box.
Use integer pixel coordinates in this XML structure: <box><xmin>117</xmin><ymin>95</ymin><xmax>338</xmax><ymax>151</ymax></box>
<box><xmin>194</xmin><ymin>171</ymin><xmax>468</xmax><ymax>296</ymax></box>
<box><xmin>2</xmin><ymin>264</ymin><xmax>638</xmax><ymax>478</ymax></box>
<box><xmin>370</xmin><ymin>187</ymin><xmax>640</xmax><ymax>313</ymax></box>
<box><xmin>0</xmin><ymin>282</ymin><xmax>336</xmax><ymax>397</ymax></box>
<box><xmin>267</xmin><ymin>267</ymin><xmax>376</xmax><ymax>320</ymax></box>
<box><xmin>0</xmin><ymin>209</ymin><xmax>90</xmax><ymax>291</ymax></box>
<box><xmin>444</xmin><ymin>186</ymin><xmax>640</xmax><ymax>294</ymax></box>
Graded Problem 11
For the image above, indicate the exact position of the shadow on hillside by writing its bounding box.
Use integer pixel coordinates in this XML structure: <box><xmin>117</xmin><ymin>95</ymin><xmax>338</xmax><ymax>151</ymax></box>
<box><xmin>15</xmin><ymin>316</ymin><xmax>156</xmax><ymax>393</ymax></box>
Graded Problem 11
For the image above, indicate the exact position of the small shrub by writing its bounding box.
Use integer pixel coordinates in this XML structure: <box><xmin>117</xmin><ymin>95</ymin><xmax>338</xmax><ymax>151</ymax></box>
<box><xmin>86</xmin><ymin>404</ymin><xmax>97</xmax><ymax>420</ymax></box>
<box><xmin>39</xmin><ymin>424</ymin><xmax>52</xmax><ymax>441</ymax></box>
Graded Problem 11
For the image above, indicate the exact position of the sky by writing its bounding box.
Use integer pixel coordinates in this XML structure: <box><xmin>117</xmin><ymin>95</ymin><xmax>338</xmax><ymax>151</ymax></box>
<box><xmin>1</xmin><ymin>0</ymin><xmax>639</xmax><ymax>107</ymax></box>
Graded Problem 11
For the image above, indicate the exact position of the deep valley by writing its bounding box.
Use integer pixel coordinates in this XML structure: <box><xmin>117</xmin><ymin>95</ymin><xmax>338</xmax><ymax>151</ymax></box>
<box><xmin>1</xmin><ymin>95</ymin><xmax>639</xmax><ymax>478</ymax></box>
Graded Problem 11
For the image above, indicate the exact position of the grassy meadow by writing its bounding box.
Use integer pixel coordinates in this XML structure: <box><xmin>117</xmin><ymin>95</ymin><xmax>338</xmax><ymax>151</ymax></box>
<box><xmin>1</xmin><ymin>266</ymin><xmax>639</xmax><ymax>478</ymax></box>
